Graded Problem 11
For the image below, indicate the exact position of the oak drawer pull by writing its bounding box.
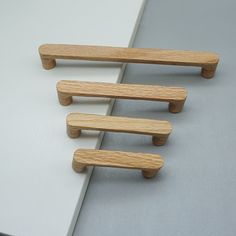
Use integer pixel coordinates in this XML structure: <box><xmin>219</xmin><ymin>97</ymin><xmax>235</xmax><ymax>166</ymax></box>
<box><xmin>67</xmin><ymin>113</ymin><xmax>172</xmax><ymax>146</ymax></box>
<box><xmin>57</xmin><ymin>80</ymin><xmax>187</xmax><ymax>113</ymax></box>
<box><xmin>73</xmin><ymin>149</ymin><xmax>164</xmax><ymax>178</ymax></box>
<box><xmin>39</xmin><ymin>44</ymin><xmax>219</xmax><ymax>78</ymax></box>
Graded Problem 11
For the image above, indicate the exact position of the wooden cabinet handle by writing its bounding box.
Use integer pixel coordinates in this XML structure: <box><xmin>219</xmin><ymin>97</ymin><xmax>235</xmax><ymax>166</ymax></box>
<box><xmin>73</xmin><ymin>149</ymin><xmax>164</xmax><ymax>178</ymax></box>
<box><xmin>39</xmin><ymin>44</ymin><xmax>219</xmax><ymax>78</ymax></box>
<box><xmin>67</xmin><ymin>113</ymin><xmax>172</xmax><ymax>146</ymax></box>
<box><xmin>57</xmin><ymin>80</ymin><xmax>187</xmax><ymax>113</ymax></box>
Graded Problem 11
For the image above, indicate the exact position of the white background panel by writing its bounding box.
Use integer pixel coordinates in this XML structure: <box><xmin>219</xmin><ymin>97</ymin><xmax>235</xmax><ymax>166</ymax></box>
<box><xmin>0</xmin><ymin>0</ymin><xmax>146</xmax><ymax>235</ymax></box>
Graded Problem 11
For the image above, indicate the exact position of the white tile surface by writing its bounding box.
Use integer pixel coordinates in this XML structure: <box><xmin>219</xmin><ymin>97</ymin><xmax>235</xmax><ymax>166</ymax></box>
<box><xmin>0</xmin><ymin>0</ymin><xmax>146</xmax><ymax>235</ymax></box>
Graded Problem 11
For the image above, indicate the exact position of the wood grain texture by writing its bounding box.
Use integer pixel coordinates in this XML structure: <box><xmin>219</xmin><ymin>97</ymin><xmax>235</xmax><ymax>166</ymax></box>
<box><xmin>39</xmin><ymin>44</ymin><xmax>219</xmax><ymax>78</ymax></box>
<box><xmin>67</xmin><ymin>113</ymin><xmax>172</xmax><ymax>146</ymax></box>
<box><xmin>73</xmin><ymin>149</ymin><xmax>164</xmax><ymax>178</ymax></box>
<box><xmin>57</xmin><ymin>80</ymin><xmax>187</xmax><ymax>113</ymax></box>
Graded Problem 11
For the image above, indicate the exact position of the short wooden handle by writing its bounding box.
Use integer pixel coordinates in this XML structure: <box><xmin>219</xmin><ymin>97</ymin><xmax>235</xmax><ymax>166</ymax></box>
<box><xmin>57</xmin><ymin>80</ymin><xmax>187</xmax><ymax>113</ymax></box>
<box><xmin>39</xmin><ymin>44</ymin><xmax>219</xmax><ymax>78</ymax></box>
<box><xmin>67</xmin><ymin>113</ymin><xmax>172</xmax><ymax>146</ymax></box>
<box><xmin>72</xmin><ymin>149</ymin><xmax>164</xmax><ymax>178</ymax></box>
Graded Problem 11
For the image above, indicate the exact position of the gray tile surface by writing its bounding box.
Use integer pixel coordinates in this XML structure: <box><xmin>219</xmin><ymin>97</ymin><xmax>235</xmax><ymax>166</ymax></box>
<box><xmin>73</xmin><ymin>0</ymin><xmax>236</xmax><ymax>235</ymax></box>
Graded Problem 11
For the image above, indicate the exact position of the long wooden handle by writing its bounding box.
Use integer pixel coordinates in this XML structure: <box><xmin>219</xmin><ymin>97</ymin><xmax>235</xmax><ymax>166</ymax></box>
<box><xmin>67</xmin><ymin>113</ymin><xmax>172</xmax><ymax>146</ymax></box>
<box><xmin>39</xmin><ymin>44</ymin><xmax>219</xmax><ymax>78</ymax></box>
<box><xmin>57</xmin><ymin>80</ymin><xmax>187</xmax><ymax>113</ymax></box>
<box><xmin>73</xmin><ymin>149</ymin><xmax>164</xmax><ymax>178</ymax></box>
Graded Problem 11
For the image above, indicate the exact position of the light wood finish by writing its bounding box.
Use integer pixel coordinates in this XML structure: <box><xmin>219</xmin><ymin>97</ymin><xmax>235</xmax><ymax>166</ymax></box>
<box><xmin>67</xmin><ymin>113</ymin><xmax>172</xmax><ymax>146</ymax></box>
<box><xmin>57</xmin><ymin>80</ymin><xmax>187</xmax><ymax>113</ymax></box>
<box><xmin>73</xmin><ymin>149</ymin><xmax>164</xmax><ymax>178</ymax></box>
<box><xmin>39</xmin><ymin>44</ymin><xmax>219</xmax><ymax>78</ymax></box>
